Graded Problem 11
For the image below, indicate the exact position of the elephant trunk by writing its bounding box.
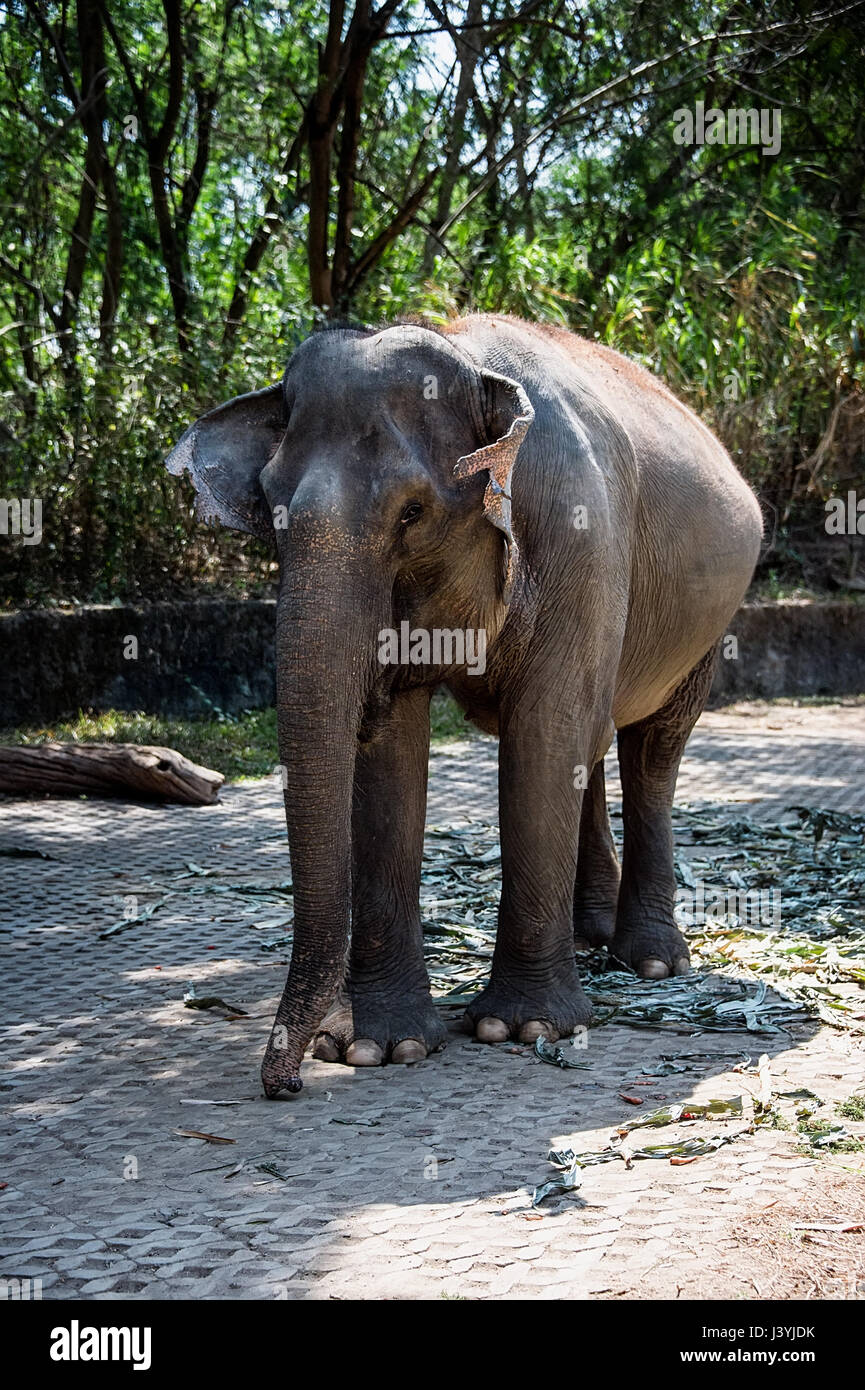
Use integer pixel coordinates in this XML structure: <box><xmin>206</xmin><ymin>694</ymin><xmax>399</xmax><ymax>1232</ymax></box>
<box><xmin>261</xmin><ymin>545</ymin><xmax>385</xmax><ymax>1097</ymax></box>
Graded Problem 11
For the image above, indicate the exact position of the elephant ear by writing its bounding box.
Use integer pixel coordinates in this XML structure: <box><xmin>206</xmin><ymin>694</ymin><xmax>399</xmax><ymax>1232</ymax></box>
<box><xmin>165</xmin><ymin>384</ymin><xmax>286</xmax><ymax>539</ymax></box>
<box><xmin>453</xmin><ymin>369</ymin><xmax>534</xmax><ymax>601</ymax></box>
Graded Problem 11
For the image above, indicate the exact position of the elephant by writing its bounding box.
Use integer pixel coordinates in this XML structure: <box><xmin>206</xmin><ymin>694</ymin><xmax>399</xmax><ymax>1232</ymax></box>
<box><xmin>166</xmin><ymin>313</ymin><xmax>762</xmax><ymax>1097</ymax></box>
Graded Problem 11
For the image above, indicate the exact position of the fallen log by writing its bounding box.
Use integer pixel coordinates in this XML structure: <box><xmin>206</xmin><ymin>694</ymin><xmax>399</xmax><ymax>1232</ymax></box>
<box><xmin>0</xmin><ymin>743</ymin><xmax>224</xmax><ymax>806</ymax></box>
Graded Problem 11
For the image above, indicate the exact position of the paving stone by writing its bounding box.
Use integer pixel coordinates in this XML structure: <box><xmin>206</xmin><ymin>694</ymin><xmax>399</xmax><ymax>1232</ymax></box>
<box><xmin>2</xmin><ymin>701</ymin><xmax>863</xmax><ymax>1299</ymax></box>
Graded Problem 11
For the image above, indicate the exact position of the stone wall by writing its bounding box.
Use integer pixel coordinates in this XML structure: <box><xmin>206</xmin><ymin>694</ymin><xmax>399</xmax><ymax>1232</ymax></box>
<box><xmin>709</xmin><ymin>601</ymin><xmax>865</xmax><ymax>705</ymax></box>
<box><xmin>1</xmin><ymin>598</ymin><xmax>862</xmax><ymax>726</ymax></box>
<box><xmin>0</xmin><ymin>600</ymin><xmax>277</xmax><ymax>725</ymax></box>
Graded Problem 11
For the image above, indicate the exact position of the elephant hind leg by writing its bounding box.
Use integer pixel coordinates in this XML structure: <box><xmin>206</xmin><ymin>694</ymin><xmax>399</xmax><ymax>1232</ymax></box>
<box><xmin>573</xmin><ymin>759</ymin><xmax>620</xmax><ymax>949</ymax></box>
<box><xmin>613</xmin><ymin>642</ymin><xmax>720</xmax><ymax>979</ymax></box>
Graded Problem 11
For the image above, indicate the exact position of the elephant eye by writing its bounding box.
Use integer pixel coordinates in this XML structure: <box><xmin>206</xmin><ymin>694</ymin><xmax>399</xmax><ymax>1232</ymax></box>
<box><xmin>400</xmin><ymin>501</ymin><xmax>424</xmax><ymax>525</ymax></box>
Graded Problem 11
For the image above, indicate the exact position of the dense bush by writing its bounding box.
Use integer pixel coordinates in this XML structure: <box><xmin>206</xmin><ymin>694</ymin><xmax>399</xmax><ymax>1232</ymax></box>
<box><xmin>2</xmin><ymin>1</ymin><xmax>863</xmax><ymax>605</ymax></box>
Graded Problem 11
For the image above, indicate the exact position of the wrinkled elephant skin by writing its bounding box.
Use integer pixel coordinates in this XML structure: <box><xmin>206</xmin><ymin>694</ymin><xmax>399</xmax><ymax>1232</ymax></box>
<box><xmin>166</xmin><ymin>315</ymin><xmax>762</xmax><ymax>1096</ymax></box>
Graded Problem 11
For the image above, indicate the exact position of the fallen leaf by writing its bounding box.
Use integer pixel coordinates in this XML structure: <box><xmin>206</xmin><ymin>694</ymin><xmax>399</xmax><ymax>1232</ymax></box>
<box><xmin>257</xmin><ymin>1162</ymin><xmax>290</xmax><ymax>1181</ymax></box>
<box><xmin>532</xmin><ymin>1151</ymin><xmax>583</xmax><ymax>1207</ymax></box>
<box><xmin>183</xmin><ymin>986</ymin><xmax>248</xmax><ymax>1015</ymax></box>
<box><xmin>179</xmin><ymin>1098</ymin><xmax>247</xmax><ymax>1106</ymax></box>
<box><xmin>534</xmin><ymin>1036</ymin><xmax>591</xmax><ymax>1069</ymax></box>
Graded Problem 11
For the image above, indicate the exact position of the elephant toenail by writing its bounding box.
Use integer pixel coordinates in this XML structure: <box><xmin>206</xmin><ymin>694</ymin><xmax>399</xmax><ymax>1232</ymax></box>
<box><xmin>391</xmin><ymin>1039</ymin><xmax>426</xmax><ymax>1064</ymax></box>
<box><xmin>475</xmin><ymin>1016</ymin><xmax>509</xmax><ymax>1042</ymax></box>
<box><xmin>638</xmin><ymin>958</ymin><xmax>670</xmax><ymax>979</ymax></box>
<box><xmin>517</xmin><ymin>1020</ymin><xmax>557</xmax><ymax>1043</ymax></box>
<box><xmin>674</xmin><ymin>956</ymin><xmax>691</xmax><ymax>975</ymax></box>
<box><xmin>313</xmin><ymin>1033</ymin><xmax>341</xmax><ymax>1062</ymax></box>
<box><xmin>345</xmin><ymin>1040</ymin><xmax>383</xmax><ymax>1066</ymax></box>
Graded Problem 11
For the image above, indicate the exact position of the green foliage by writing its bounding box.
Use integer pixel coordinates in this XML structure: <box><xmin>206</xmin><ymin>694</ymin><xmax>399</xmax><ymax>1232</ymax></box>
<box><xmin>7</xmin><ymin>707</ymin><xmax>281</xmax><ymax>781</ymax></box>
<box><xmin>3</xmin><ymin>689</ymin><xmax>471</xmax><ymax>779</ymax></box>
<box><xmin>430</xmin><ymin>690</ymin><xmax>471</xmax><ymax>742</ymax></box>
<box><xmin>796</xmin><ymin>1117</ymin><xmax>864</xmax><ymax>1154</ymax></box>
<box><xmin>837</xmin><ymin>1094</ymin><xmax>865</xmax><ymax>1122</ymax></box>
<box><xmin>1</xmin><ymin>2</ymin><xmax>862</xmax><ymax>605</ymax></box>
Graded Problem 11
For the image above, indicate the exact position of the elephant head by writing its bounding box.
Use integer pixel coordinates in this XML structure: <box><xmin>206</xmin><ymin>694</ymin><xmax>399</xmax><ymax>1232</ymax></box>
<box><xmin>165</xmin><ymin>323</ymin><xmax>534</xmax><ymax>1095</ymax></box>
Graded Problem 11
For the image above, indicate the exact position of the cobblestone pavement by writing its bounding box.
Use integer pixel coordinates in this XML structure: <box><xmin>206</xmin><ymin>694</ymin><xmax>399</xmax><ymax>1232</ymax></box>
<box><xmin>1</xmin><ymin>701</ymin><xmax>864</xmax><ymax>1301</ymax></box>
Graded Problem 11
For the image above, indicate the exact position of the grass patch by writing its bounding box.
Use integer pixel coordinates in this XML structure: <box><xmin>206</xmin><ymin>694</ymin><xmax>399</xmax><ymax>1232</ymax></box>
<box><xmin>750</xmin><ymin>576</ymin><xmax>865</xmax><ymax>604</ymax></box>
<box><xmin>430</xmin><ymin>689</ymin><xmax>473</xmax><ymax>742</ymax></box>
<box><xmin>797</xmin><ymin>1118</ymin><xmax>864</xmax><ymax>1155</ymax></box>
<box><xmin>3</xmin><ymin>691</ymin><xmax>474</xmax><ymax>783</ymax></box>
<box><xmin>4</xmin><ymin>708</ymin><xmax>281</xmax><ymax>782</ymax></box>
<box><xmin>837</xmin><ymin>1095</ymin><xmax>865</xmax><ymax>1122</ymax></box>
<box><xmin>762</xmin><ymin>694</ymin><xmax>865</xmax><ymax>708</ymax></box>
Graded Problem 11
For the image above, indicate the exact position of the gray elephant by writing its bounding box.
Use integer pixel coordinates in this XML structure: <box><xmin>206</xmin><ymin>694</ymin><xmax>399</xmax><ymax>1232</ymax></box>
<box><xmin>166</xmin><ymin>313</ymin><xmax>762</xmax><ymax>1096</ymax></box>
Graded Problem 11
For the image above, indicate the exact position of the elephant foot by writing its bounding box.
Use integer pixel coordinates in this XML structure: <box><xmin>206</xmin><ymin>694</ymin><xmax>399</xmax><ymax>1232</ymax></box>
<box><xmin>463</xmin><ymin>965</ymin><xmax>592</xmax><ymax>1044</ymax></box>
<box><xmin>312</xmin><ymin>981</ymin><xmax>447</xmax><ymax>1067</ymax></box>
<box><xmin>573</xmin><ymin>902</ymin><xmax>617</xmax><ymax>952</ymax></box>
<box><xmin>611</xmin><ymin>914</ymin><xmax>690</xmax><ymax>979</ymax></box>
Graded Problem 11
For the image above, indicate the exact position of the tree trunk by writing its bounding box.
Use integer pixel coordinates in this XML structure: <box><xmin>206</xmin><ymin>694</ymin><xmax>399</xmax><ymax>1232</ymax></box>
<box><xmin>0</xmin><ymin>744</ymin><xmax>224</xmax><ymax>805</ymax></box>
<box><xmin>421</xmin><ymin>0</ymin><xmax>485</xmax><ymax>275</ymax></box>
<box><xmin>330</xmin><ymin>3</ymin><xmax>372</xmax><ymax>311</ymax></box>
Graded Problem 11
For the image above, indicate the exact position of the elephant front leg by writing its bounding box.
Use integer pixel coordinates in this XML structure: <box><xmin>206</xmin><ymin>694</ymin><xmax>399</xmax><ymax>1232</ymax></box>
<box><xmin>313</xmin><ymin>687</ymin><xmax>446</xmax><ymax>1067</ymax></box>
<box><xmin>465</xmin><ymin>705</ymin><xmax>595</xmax><ymax>1044</ymax></box>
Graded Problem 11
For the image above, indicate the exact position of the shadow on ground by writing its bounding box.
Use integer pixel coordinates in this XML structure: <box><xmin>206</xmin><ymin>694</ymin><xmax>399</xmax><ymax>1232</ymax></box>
<box><xmin>4</xmin><ymin>768</ymin><xmax>857</xmax><ymax>1300</ymax></box>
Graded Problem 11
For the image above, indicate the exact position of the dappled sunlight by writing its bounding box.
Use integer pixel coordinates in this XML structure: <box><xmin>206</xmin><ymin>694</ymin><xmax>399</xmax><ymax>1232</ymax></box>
<box><xmin>1</xmin><ymin>710</ymin><xmax>862</xmax><ymax>1299</ymax></box>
